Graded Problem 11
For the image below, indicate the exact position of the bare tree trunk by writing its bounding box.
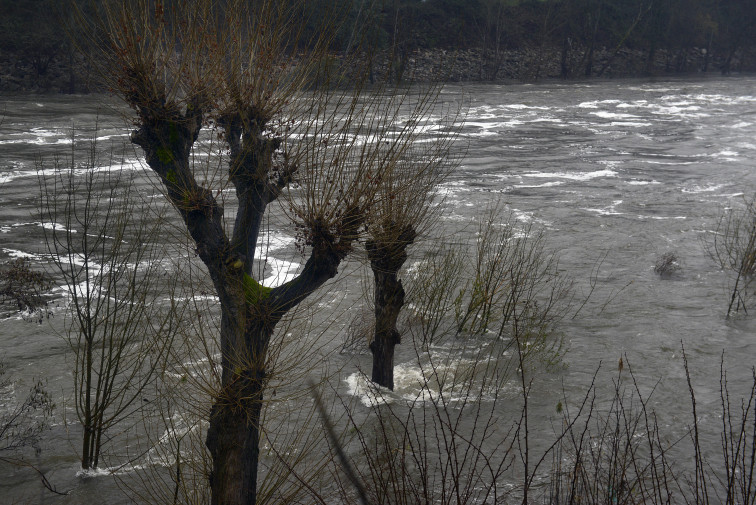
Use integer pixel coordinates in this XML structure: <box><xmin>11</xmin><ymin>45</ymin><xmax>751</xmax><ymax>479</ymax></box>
<box><xmin>366</xmin><ymin>226</ymin><xmax>415</xmax><ymax>390</ymax></box>
<box><xmin>207</xmin><ymin>395</ymin><xmax>263</xmax><ymax>505</ymax></box>
<box><xmin>369</xmin><ymin>265</ymin><xmax>404</xmax><ymax>390</ymax></box>
<box><xmin>206</xmin><ymin>320</ymin><xmax>272</xmax><ymax>505</ymax></box>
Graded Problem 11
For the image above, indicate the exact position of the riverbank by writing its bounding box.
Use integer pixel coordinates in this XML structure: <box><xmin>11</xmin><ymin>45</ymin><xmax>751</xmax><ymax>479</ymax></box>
<box><xmin>2</xmin><ymin>44</ymin><xmax>754</xmax><ymax>94</ymax></box>
<box><xmin>371</xmin><ymin>45</ymin><xmax>756</xmax><ymax>83</ymax></box>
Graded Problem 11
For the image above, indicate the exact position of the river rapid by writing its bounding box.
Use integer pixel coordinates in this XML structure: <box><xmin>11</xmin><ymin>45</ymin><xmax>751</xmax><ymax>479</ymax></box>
<box><xmin>2</xmin><ymin>76</ymin><xmax>756</xmax><ymax>503</ymax></box>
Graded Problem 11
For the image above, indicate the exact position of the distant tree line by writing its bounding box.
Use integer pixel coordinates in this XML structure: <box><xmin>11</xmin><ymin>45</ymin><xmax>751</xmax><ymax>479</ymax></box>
<box><xmin>325</xmin><ymin>0</ymin><xmax>756</xmax><ymax>77</ymax></box>
<box><xmin>1</xmin><ymin>0</ymin><xmax>755</xmax><ymax>92</ymax></box>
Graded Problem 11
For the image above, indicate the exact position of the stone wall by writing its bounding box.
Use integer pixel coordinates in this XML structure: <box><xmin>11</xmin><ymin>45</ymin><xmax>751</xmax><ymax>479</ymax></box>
<box><xmin>2</xmin><ymin>44</ymin><xmax>754</xmax><ymax>94</ymax></box>
<box><xmin>373</xmin><ymin>45</ymin><xmax>756</xmax><ymax>83</ymax></box>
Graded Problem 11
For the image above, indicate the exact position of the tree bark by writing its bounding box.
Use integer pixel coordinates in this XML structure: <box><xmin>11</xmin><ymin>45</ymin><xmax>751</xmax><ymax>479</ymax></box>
<box><xmin>369</xmin><ymin>267</ymin><xmax>404</xmax><ymax>390</ymax></box>
<box><xmin>206</xmin><ymin>319</ymin><xmax>272</xmax><ymax>505</ymax></box>
<box><xmin>366</xmin><ymin>225</ymin><xmax>416</xmax><ymax>390</ymax></box>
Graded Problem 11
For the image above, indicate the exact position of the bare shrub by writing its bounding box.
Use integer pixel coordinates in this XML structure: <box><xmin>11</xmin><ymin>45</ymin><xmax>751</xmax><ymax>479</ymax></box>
<box><xmin>683</xmin><ymin>347</ymin><xmax>756</xmax><ymax>505</ymax></box>
<box><xmin>326</xmin><ymin>204</ymin><xmax>576</xmax><ymax>505</ymax></box>
<box><xmin>330</xmin><ymin>350</ymin><xmax>756</xmax><ymax>505</ymax></box>
<box><xmin>654</xmin><ymin>251</ymin><xmax>681</xmax><ymax>278</ymax></box>
<box><xmin>0</xmin><ymin>257</ymin><xmax>50</xmax><ymax>322</ymax></box>
<box><xmin>343</xmin><ymin>306</ymin><xmax>374</xmax><ymax>355</ymax></box>
<box><xmin>406</xmin><ymin>205</ymin><xmax>573</xmax><ymax>366</ymax></box>
<box><xmin>0</xmin><ymin>361</ymin><xmax>54</xmax><ymax>456</ymax></box>
<box><xmin>704</xmin><ymin>196</ymin><xmax>756</xmax><ymax>315</ymax></box>
<box><xmin>40</xmin><ymin>137</ymin><xmax>179</xmax><ymax>471</ymax></box>
<box><xmin>548</xmin><ymin>362</ymin><xmax>674</xmax><ymax>505</ymax></box>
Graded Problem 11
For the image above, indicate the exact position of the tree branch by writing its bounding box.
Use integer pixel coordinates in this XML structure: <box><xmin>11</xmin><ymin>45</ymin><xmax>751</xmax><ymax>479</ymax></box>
<box><xmin>269</xmin><ymin>206</ymin><xmax>363</xmax><ymax>315</ymax></box>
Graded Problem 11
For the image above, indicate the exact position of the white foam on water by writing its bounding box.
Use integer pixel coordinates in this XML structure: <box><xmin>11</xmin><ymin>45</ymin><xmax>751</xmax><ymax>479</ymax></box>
<box><xmin>626</xmin><ymin>180</ymin><xmax>660</xmax><ymax>186</ymax></box>
<box><xmin>463</xmin><ymin>120</ymin><xmax>524</xmax><ymax>129</ymax></box>
<box><xmin>651</xmin><ymin>106</ymin><xmax>707</xmax><ymax>117</ymax></box>
<box><xmin>468</xmin><ymin>113</ymin><xmax>497</xmax><ymax>120</ymax></box>
<box><xmin>711</xmin><ymin>149</ymin><xmax>739</xmax><ymax>160</ymax></box>
<box><xmin>260</xmin><ymin>257</ymin><xmax>301</xmax><ymax>287</ymax></box>
<box><xmin>625</xmin><ymin>87</ymin><xmax>683</xmax><ymax>92</ymax></box>
<box><xmin>172</xmin><ymin>294</ymin><xmax>219</xmax><ymax>303</ymax></box>
<box><xmin>95</xmin><ymin>133</ymin><xmax>130</xmax><ymax>142</ymax></box>
<box><xmin>1</xmin><ymin>248</ymin><xmax>39</xmax><ymax>259</ymax></box>
<box><xmin>512</xmin><ymin>209</ymin><xmax>550</xmax><ymax>226</ymax></box>
<box><xmin>345</xmin><ymin>372</ymin><xmax>392</xmax><ymax>406</ymax></box>
<box><xmin>681</xmin><ymin>183</ymin><xmax>725</xmax><ymax>194</ymax></box>
<box><xmin>465</xmin><ymin>129</ymin><xmax>499</xmax><ymax>138</ymax></box>
<box><xmin>661</xmin><ymin>99</ymin><xmax>695</xmax><ymax>105</ymax></box>
<box><xmin>526</xmin><ymin>118</ymin><xmax>563</xmax><ymax>124</ymax></box>
<box><xmin>617</xmin><ymin>101</ymin><xmax>648</xmax><ymax>108</ymax></box>
<box><xmin>345</xmin><ymin>356</ymin><xmax>509</xmax><ymax>408</ymax></box>
<box><xmin>3</xmin><ymin>159</ymin><xmax>145</xmax><ymax>185</ymax></box>
<box><xmin>523</xmin><ymin>168</ymin><xmax>617</xmax><ymax>181</ymax></box>
<box><xmin>691</xmin><ymin>93</ymin><xmax>756</xmax><ymax>105</ymax></box>
<box><xmin>256</xmin><ymin>232</ymin><xmax>295</xmax><ymax>253</ymax></box>
<box><xmin>638</xmin><ymin>216</ymin><xmax>688</xmax><ymax>220</ymax></box>
<box><xmin>39</xmin><ymin>222</ymin><xmax>77</xmax><ymax>233</ymax></box>
<box><xmin>434</xmin><ymin>180</ymin><xmax>470</xmax><ymax>199</ymax></box>
<box><xmin>591</xmin><ymin>111</ymin><xmax>640</xmax><ymax>120</ymax></box>
<box><xmin>467</xmin><ymin>105</ymin><xmax>497</xmax><ymax>115</ymax></box>
<box><xmin>597</xmin><ymin>160</ymin><xmax>622</xmax><ymax>168</ymax></box>
<box><xmin>252</xmin><ymin>232</ymin><xmax>300</xmax><ymax>287</ymax></box>
<box><xmin>578</xmin><ymin>99</ymin><xmax>621</xmax><ymax>109</ymax></box>
<box><xmin>609</xmin><ymin>121</ymin><xmax>652</xmax><ymax>127</ymax></box>
<box><xmin>582</xmin><ymin>200</ymin><xmax>624</xmax><ymax>216</ymax></box>
<box><xmin>504</xmin><ymin>104</ymin><xmax>549</xmax><ymax>110</ymax></box>
<box><xmin>0</xmin><ymin>168</ymin><xmax>38</xmax><ymax>184</ymax></box>
<box><xmin>518</xmin><ymin>181</ymin><xmax>565</xmax><ymax>188</ymax></box>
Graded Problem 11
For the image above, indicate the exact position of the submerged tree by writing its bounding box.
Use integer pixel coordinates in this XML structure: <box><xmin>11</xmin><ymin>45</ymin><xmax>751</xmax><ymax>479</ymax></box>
<box><xmin>0</xmin><ymin>263</ymin><xmax>54</xmax><ymax>488</ymax></box>
<box><xmin>333</xmin><ymin>205</ymin><xmax>575</xmax><ymax>505</ymax></box>
<box><xmin>40</xmin><ymin>141</ymin><xmax>179</xmax><ymax>471</ymax></box>
<box><xmin>365</xmin><ymin>125</ymin><xmax>457</xmax><ymax>390</ymax></box>
<box><xmin>82</xmin><ymin>0</ymin><xmax>450</xmax><ymax>503</ymax></box>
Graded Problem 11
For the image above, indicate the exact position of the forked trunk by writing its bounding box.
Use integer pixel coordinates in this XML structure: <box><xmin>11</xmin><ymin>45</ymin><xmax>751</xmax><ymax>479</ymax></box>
<box><xmin>127</xmin><ymin>80</ymin><xmax>363</xmax><ymax>505</ymax></box>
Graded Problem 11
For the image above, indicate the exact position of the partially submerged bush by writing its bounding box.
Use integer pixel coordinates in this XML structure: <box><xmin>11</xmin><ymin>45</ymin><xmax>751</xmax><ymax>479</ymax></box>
<box><xmin>0</xmin><ymin>361</ymin><xmax>54</xmax><ymax>455</ymax></box>
<box><xmin>406</xmin><ymin>207</ymin><xmax>573</xmax><ymax>365</ymax></box>
<box><xmin>0</xmin><ymin>257</ymin><xmax>50</xmax><ymax>322</ymax></box>
<box><xmin>704</xmin><ymin>196</ymin><xmax>756</xmax><ymax>315</ymax></box>
<box><xmin>326</xmin><ymin>206</ymin><xmax>575</xmax><ymax>504</ymax></box>
<box><xmin>654</xmin><ymin>251</ymin><xmax>681</xmax><ymax>278</ymax></box>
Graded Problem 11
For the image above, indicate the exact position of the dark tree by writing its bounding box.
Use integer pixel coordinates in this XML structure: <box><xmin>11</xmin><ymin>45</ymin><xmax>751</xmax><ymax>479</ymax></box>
<box><xmin>83</xmin><ymin>1</ymin><xmax>449</xmax><ymax>503</ymax></box>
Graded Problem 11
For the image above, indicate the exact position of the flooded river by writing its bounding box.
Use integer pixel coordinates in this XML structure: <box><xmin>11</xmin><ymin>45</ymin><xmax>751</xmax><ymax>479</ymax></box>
<box><xmin>2</xmin><ymin>76</ymin><xmax>756</xmax><ymax>503</ymax></box>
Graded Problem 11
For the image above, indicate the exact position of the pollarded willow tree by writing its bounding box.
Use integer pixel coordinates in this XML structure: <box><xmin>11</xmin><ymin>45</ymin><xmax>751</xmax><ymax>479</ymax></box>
<box><xmin>82</xmin><ymin>1</ymin><xmax>450</xmax><ymax>503</ymax></box>
<box><xmin>365</xmin><ymin>128</ymin><xmax>458</xmax><ymax>389</ymax></box>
